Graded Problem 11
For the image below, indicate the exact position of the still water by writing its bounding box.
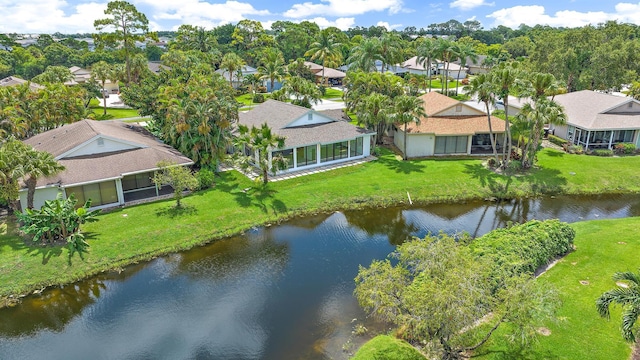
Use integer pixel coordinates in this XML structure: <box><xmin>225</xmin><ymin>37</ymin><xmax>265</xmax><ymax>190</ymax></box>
<box><xmin>1</xmin><ymin>195</ymin><xmax>639</xmax><ymax>360</ymax></box>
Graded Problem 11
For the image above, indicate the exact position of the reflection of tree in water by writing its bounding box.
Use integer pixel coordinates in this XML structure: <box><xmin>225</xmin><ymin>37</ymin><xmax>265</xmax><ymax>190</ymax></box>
<box><xmin>342</xmin><ymin>208</ymin><xmax>419</xmax><ymax>246</ymax></box>
<box><xmin>174</xmin><ymin>229</ymin><xmax>290</xmax><ymax>281</ymax></box>
<box><xmin>0</xmin><ymin>277</ymin><xmax>107</xmax><ymax>337</ymax></box>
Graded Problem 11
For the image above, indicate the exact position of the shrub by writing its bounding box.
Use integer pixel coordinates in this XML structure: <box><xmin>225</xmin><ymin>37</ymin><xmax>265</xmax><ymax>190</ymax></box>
<box><xmin>252</xmin><ymin>93</ymin><xmax>265</xmax><ymax>103</ymax></box>
<box><xmin>256</xmin><ymin>85</ymin><xmax>267</xmax><ymax>93</ymax></box>
<box><xmin>547</xmin><ymin>134</ymin><xmax>567</xmax><ymax>147</ymax></box>
<box><xmin>471</xmin><ymin>219</ymin><xmax>575</xmax><ymax>280</ymax></box>
<box><xmin>487</xmin><ymin>157</ymin><xmax>498</xmax><ymax>168</ymax></box>
<box><xmin>614</xmin><ymin>143</ymin><xmax>636</xmax><ymax>155</ymax></box>
<box><xmin>352</xmin><ymin>335</ymin><xmax>426</xmax><ymax>360</ymax></box>
<box><xmin>507</xmin><ymin>159</ymin><xmax>522</xmax><ymax>172</ymax></box>
<box><xmin>196</xmin><ymin>168</ymin><xmax>216</xmax><ymax>190</ymax></box>
<box><xmin>461</xmin><ymin>78</ymin><xmax>469</xmax><ymax>85</ymax></box>
<box><xmin>564</xmin><ymin>144</ymin><xmax>584</xmax><ymax>154</ymax></box>
<box><xmin>317</xmin><ymin>85</ymin><xmax>326</xmax><ymax>96</ymax></box>
<box><xmin>510</xmin><ymin>150</ymin><xmax>522</xmax><ymax>161</ymax></box>
<box><xmin>593</xmin><ymin>149</ymin><xmax>614</xmax><ymax>157</ymax></box>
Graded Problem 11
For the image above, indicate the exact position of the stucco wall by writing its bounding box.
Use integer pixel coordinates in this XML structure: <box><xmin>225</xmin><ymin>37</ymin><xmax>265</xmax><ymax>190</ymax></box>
<box><xmin>394</xmin><ymin>129</ymin><xmax>434</xmax><ymax>158</ymax></box>
<box><xmin>437</xmin><ymin>104</ymin><xmax>484</xmax><ymax>117</ymax></box>
<box><xmin>19</xmin><ymin>186</ymin><xmax>62</xmax><ymax>211</ymax></box>
<box><xmin>66</xmin><ymin>137</ymin><xmax>139</xmax><ymax>158</ymax></box>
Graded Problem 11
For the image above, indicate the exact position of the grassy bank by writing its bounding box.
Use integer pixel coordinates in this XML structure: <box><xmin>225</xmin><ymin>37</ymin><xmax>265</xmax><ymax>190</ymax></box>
<box><xmin>474</xmin><ymin>216</ymin><xmax>640</xmax><ymax>359</ymax></box>
<box><xmin>2</xmin><ymin>148</ymin><xmax>640</xmax><ymax>301</ymax></box>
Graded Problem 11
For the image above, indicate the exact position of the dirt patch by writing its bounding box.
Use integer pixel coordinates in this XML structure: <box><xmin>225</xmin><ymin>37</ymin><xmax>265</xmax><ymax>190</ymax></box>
<box><xmin>580</xmin><ymin>280</ymin><xmax>590</xmax><ymax>285</ymax></box>
<box><xmin>617</xmin><ymin>282</ymin><xmax>629</xmax><ymax>288</ymax></box>
<box><xmin>537</xmin><ymin>327</ymin><xmax>552</xmax><ymax>336</ymax></box>
<box><xmin>571</xmin><ymin>262</ymin><xmax>577</xmax><ymax>266</ymax></box>
<box><xmin>632</xmin><ymin>341</ymin><xmax>640</xmax><ymax>360</ymax></box>
<box><xmin>619</xmin><ymin>242</ymin><xmax>627</xmax><ymax>245</ymax></box>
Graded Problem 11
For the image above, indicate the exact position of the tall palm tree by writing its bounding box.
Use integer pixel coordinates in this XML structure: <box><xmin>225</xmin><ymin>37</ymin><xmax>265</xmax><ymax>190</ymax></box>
<box><xmin>234</xmin><ymin>123</ymin><xmax>287</xmax><ymax>185</ymax></box>
<box><xmin>23</xmin><ymin>148</ymin><xmax>65</xmax><ymax>209</ymax></box>
<box><xmin>91</xmin><ymin>61</ymin><xmax>113</xmax><ymax>115</ymax></box>
<box><xmin>464</xmin><ymin>74</ymin><xmax>499</xmax><ymax>163</ymax></box>
<box><xmin>416</xmin><ymin>39</ymin><xmax>437</xmax><ymax>92</ymax></box>
<box><xmin>305</xmin><ymin>29</ymin><xmax>342</xmax><ymax>86</ymax></box>
<box><xmin>356</xmin><ymin>92</ymin><xmax>392</xmax><ymax>145</ymax></box>
<box><xmin>258</xmin><ymin>48</ymin><xmax>286</xmax><ymax>92</ymax></box>
<box><xmin>436</xmin><ymin>38</ymin><xmax>456</xmax><ymax>94</ymax></box>
<box><xmin>597</xmin><ymin>269</ymin><xmax>640</xmax><ymax>342</ymax></box>
<box><xmin>391</xmin><ymin>95</ymin><xmax>427</xmax><ymax>160</ymax></box>
<box><xmin>379</xmin><ymin>32</ymin><xmax>404</xmax><ymax>74</ymax></box>
<box><xmin>491</xmin><ymin>62</ymin><xmax>521</xmax><ymax>168</ymax></box>
<box><xmin>454</xmin><ymin>42</ymin><xmax>478</xmax><ymax>95</ymax></box>
<box><xmin>347</xmin><ymin>37</ymin><xmax>384</xmax><ymax>73</ymax></box>
<box><xmin>220</xmin><ymin>52</ymin><xmax>246</xmax><ymax>88</ymax></box>
<box><xmin>518</xmin><ymin>99</ymin><xmax>566</xmax><ymax>168</ymax></box>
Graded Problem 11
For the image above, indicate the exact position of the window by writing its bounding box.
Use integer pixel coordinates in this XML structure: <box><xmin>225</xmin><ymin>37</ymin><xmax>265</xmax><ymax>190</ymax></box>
<box><xmin>349</xmin><ymin>137</ymin><xmax>363</xmax><ymax>157</ymax></box>
<box><xmin>296</xmin><ymin>145</ymin><xmax>317</xmax><ymax>167</ymax></box>
<box><xmin>434</xmin><ymin>136</ymin><xmax>468</xmax><ymax>154</ymax></box>
<box><xmin>122</xmin><ymin>172</ymin><xmax>154</xmax><ymax>192</ymax></box>
<box><xmin>272</xmin><ymin>149</ymin><xmax>294</xmax><ymax>169</ymax></box>
<box><xmin>308</xmin><ymin>113</ymin><xmax>313</xmax><ymax>121</ymax></box>
<box><xmin>97</xmin><ymin>138</ymin><xmax>104</xmax><ymax>146</ymax></box>
<box><xmin>321</xmin><ymin>141</ymin><xmax>349</xmax><ymax>163</ymax></box>
<box><xmin>455</xmin><ymin>104</ymin><xmax>462</xmax><ymax>112</ymax></box>
<box><xmin>65</xmin><ymin>181</ymin><xmax>118</xmax><ymax>208</ymax></box>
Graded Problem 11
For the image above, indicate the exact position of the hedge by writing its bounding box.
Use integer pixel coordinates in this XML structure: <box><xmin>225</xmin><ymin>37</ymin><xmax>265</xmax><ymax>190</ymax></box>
<box><xmin>547</xmin><ymin>134</ymin><xmax>567</xmax><ymax>147</ymax></box>
<box><xmin>352</xmin><ymin>335</ymin><xmax>426</xmax><ymax>360</ymax></box>
<box><xmin>470</xmin><ymin>219</ymin><xmax>575</xmax><ymax>278</ymax></box>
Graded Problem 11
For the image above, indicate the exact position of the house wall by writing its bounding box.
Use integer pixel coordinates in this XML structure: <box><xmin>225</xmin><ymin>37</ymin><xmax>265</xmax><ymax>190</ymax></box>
<box><xmin>287</xmin><ymin>113</ymin><xmax>336</xmax><ymax>127</ymax></box>
<box><xmin>552</xmin><ymin>124</ymin><xmax>569</xmax><ymax>139</ymax></box>
<box><xmin>18</xmin><ymin>186</ymin><xmax>62</xmax><ymax>211</ymax></box>
<box><xmin>607</xmin><ymin>102</ymin><xmax>640</xmax><ymax>114</ymax></box>
<box><xmin>394</xmin><ymin>129</ymin><xmax>434</xmax><ymax>157</ymax></box>
<box><xmin>468</xmin><ymin>66</ymin><xmax>488</xmax><ymax>75</ymax></box>
<box><xmin>437</xmin><ymin>105</ymin><xmax>484</xmax><ymax>117</ymax></box>
<box><xmin>66</xmin><ymin>137</ymin><xmax>139</xmax><ymax>157</ymax></box>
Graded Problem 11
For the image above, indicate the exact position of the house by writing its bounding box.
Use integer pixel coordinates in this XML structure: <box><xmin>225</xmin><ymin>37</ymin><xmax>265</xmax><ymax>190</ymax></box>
<box><xmin>19</xmin><ymin>120</ymin><xmax>193</xmax><ymax>211</ymax></box>
<box><xmin>551</xmin><ymin>90</ymin><xmax>640</xmax><ymax>149</ymax></box>
<box><xmin>394</xmin><ymin>92</ymin><xmax>506</xmax><ymax>157</ymax></box>
<box><xmin>147</xmin><ymin>61</ymin><xmax>170</xmax><ymax>75</ymax></box>
<box><xmin>304</xmin><ymin>61</ymin><xmax>346</xmax><ymax>85</ymax></box>
<box><xmin>453</xmin><ymin>55</ymin><xmax>488</xmax><ymax>75</ymax></box>
<box><xmin>338</xmin><ymin>60</ymin><xmax>409</xmax><ymax>76</ymax></box>
<box><xmin>0</xmin><ymin>76</ymin><xmax>43</xmax><ymax>91</ymax></box>
<box><xmin>402</xmin><ymin>56</ymin><xmax>435</xmax><ymax>76</ymax></box>
<box><xmin>69</xmin><ymin>66</ymin><xmax>119</xmax><ymax>93</ymax></box>
<box><xmin>215</xmin><ymin>65</ymin><xmax>258</xmax><ymax>88</ymax></box>
<box><xmin>237</xmin><ymin>100</ymin><xmax>374</xmax><ymax>174</ymax></box>
<box><xmin>402</xmin><ymin>56</ymin><xmax>467</xmax><ymax>79</ymax></box>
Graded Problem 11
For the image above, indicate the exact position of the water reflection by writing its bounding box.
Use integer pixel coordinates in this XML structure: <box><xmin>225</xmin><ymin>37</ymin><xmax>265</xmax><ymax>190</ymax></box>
<box><xmin>1</xmin><ymin>194</ymin><xmax>639</xmax><ymax>360</ymax></box>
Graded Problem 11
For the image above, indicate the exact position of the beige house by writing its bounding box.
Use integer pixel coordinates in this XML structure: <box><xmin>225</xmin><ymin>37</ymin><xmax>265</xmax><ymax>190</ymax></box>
<box><xmin>0</xmin><ymin>76</ymin><xmax>44</xmax><ymax>91</ymax></box>
<box><xmin>394</xmin><ymin>92</ymin><xmax>506</xmax><ymax>158</ymax></box>
<box><xmin>19</xmin><ymin>120</ymin><xmax>193</xmax><ymax>211</ymax></box>
<box><xmin>68</xmin><ymin>66</ymin><xmax>119</xmax><ymax>93</ymax></box>
<box><xmin>551</xmin><ymin>90</ymin><xmax>640</xmax><ymax>149</ymax></box>
<box><xmin>304</xmin><ymin>61</ymin><xmax>346</xmax><ymax>85</ymax></box>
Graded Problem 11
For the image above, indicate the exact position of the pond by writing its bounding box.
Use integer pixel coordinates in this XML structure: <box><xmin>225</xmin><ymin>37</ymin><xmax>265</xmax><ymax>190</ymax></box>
<box><xmin>1</xmin><ymin>194</ymin><xmax>640</xmax><ymax>360</ymax></box>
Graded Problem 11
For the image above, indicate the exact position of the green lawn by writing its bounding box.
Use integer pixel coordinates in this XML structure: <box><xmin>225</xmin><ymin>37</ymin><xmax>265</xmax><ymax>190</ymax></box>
<box><xmin>352</xmin><ymin>335</ymin><xmax>425</xmax><ymax>360</ymax></box>
<box><xmin>323</xmin><ymin>88</ymin><xmax>344</xmax><ymax>100</ymax></box>
<box><xmin>474</xmin><ymin>216</ymin><xmax>640</xmax><ymax>359</ymax></box>
<box><xmin>89</xmin><ymin>98</ymin><xmax>140</xmax><ymax>119</ymax></box>
<box><xmin>2</xmin><ymin>148</ymin><xmax>640</xmax><ymax>304</ymax></box>
<box><xmin>235</xmin><ymin>93</ymin><xmax>255</xmax><ymax>106</ymax></box>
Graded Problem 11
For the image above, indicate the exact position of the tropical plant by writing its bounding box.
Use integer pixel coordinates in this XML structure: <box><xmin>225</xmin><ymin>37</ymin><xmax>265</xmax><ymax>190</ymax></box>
<box><xmin>281</xmin><ymin>76</ymin><xmax>321</xmax><ymax>108</ymax></box>
<box><xmin>416</xmin><ymin>39</ymin><xmax>437</xmax><ymax>92</ymax></box>
<box><xmin>0</xmin><ymin>139</ymin><xmax>28</xmax><ymax>211</ymax></box>
<box><xmin>91</xmin><ymin>61</ymin><xmax>114</xmax><ymax>115</ymax></box>
<box><xmin>517</xmin><ymin>99</ymin><xmax>567</xmax><ymax>168</ymax></box>
<box><xmin>257</xmin><ymin>48</ymin><xmax>286</xmax><ymax>92</ymax></box>
<box><xmin>233</xmin><ymin>123</ymin><xmax>287</xmax><ymax>185</ymax></box>
<box><xmin>464</xmin><ymin>73</ymin><xmax>499</xmax><ymax>163</ymax></box>
<box><xmin>347</xmin><ymin>37</ymin><xmax>383</xmax><ymax>72</ymax></box>
<box><xmin>453</xmin><ymin>42</ymin><xmax>477</xmax><ymax>95</ymax></box>
<box><xmin>390</xmin><ymin>95</ymin><xmax>426</xmax><ymax>160</ymax></box>
<box><xmin>435</xmin><ymin>38</ymin><xmax>456</xmax><ymax>93</ymax></box>
<box><xmin>355</xmin><ymin>92</ymin><xmax>391</xmax><ymax>145</ymax></box>
<box><xmin>491</xmin><ymin>62</ymin><xmax>522</xmax><ymax>168</ymax></box>
<box><xmin>379</xmin><ymin>32</ymin><xmax>405</xmax><ymax>74</ymax></box>
<box><xmin>152</xmin><ymin>161</ymin><xmax>199</xmax><ymax>208</ymax></box>
<box><xmin>305</xmin><ymin>29</ymin><xmax>342</xmax><ymax>85</ymax></box>
<box><xmin>220</xmin><ymin>52</ymin><xmax>246</xmax><ymax>88</ymax></box>
<box><xmin>597</xmin><ymin>269</ymin><xmax>640</xmax><ymax>342</ymax></box>
<box><xmin>23</xmin><ymin>148</ymin><xmax>65</xmax><ymax>210</ymax></box>
<box><xmin>16</xmin><ymin>193</ymin><xmax>100</xmax><ymax>259</ymax></box>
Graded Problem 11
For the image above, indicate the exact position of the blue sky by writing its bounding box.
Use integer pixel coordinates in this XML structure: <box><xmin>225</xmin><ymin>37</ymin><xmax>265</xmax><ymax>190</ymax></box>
<box><xmin>2</xmin><ymin>0</ymin><xmax>639</xmax><ymax>34</ymax></box>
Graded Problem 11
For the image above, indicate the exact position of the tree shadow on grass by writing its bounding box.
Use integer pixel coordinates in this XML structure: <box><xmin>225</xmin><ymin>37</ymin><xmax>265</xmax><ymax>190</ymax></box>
<box><xmin>215</xmin><ymin>181</ymin><xmax>253</xmax><ymax>208</ymax></box>
<box><xmin>464</xmin><ymin>163</ymin><xmax>568</xmax><ymax>198</ymax></box>
<box><xmin>155</xmin><ymin>204</ymin><xmax>198</xmax><ymax>218</ymax></box>
<box><xmin>252</xmin><ymin>186</ymin><xmax>288</xmax><ymax>215</ymax></box>
<box><xmin>544</xmin><ymin>150</ymin><xmax>565</xmax><ymax>157</ymax></box>
<box><xmin>377</xmin><ymin>155</ymin><xmax>426</xmax><ymax>174</ymax></box>
<box><xmin>471</xmin><ymin>347</ymin><xmax>558</xmax><ymax>360</ymax></box>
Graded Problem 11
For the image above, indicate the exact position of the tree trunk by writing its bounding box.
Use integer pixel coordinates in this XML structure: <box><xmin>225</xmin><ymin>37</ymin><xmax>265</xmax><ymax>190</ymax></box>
<box><xmin>403</xmin><ymin>123</ymin><xmax>408</xmax><ymax>160</ymax></box>
<box><xmin>485</xmin><ymin>102</ymin><xmax>499</xmax><ymax>164</ymax></box>
<box><xmin>504</xmin><ymin>98</ymin><xmax>512</xmax><ymax>168</ymax></box>
<box><xmin>25</xmin><ymin>176</ymin><xmax>37</xmax><ymax>210</ymax></box>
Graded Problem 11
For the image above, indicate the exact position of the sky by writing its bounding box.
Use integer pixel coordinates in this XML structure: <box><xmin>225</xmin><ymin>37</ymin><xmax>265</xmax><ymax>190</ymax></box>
<box><xmin>2</xmin><ymin>0</ymin><xmax>640</xmax><ymax>34</ymax></box>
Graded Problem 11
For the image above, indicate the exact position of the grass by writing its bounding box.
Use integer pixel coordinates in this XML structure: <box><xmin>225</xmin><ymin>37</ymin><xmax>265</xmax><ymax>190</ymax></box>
<box><xmin>89</xmin><ymin>98</ymin><xmax>140</xmax><ymax>119</ymax></box>
<box><xmin>323</xmin><ymin>88</ymin><xmax>343</xmax><ymax>99</ymax></box>
<box><xmin>474</xmin><ymin>216</ymin><xmax>640</xmax><ymax>359</ymax></box>
<box><xmin>2</xmin><ymin>148</ymin><xmax>640</xmax><ymax>302</ymax></box>
<box><xmin>352</xmin><ymin>335</ymin><xmax>425</xmax><ymax>360</ymax></box>
<box><xmin>235</xmin><ymin>93</ymin><xmax>255</xmax><ymax>106</ymax></box>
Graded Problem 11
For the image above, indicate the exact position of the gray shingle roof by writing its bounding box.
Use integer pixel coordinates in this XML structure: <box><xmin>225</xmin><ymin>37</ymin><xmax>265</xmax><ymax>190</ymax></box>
<box><xmin>553</xmin><ymin>90</ymin><xmax>640</xmax><ymax>130</ymax></box>
<box><xmin>24</xmin><ymin>120</ymin><xmax>193</xmax><ymax>188</ymax></box>
<box><xmin>238</xmin><ymin>100</ymin><xmax>373</xmax><ymax>148</ymax></box>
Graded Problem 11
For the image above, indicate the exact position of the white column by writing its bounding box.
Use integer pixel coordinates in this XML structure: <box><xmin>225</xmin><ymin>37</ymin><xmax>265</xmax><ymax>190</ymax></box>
<box><xmin>608</xmin><ymin>131</ymin><xmax>614</xmax><ymax>149</ymax></box>
<box><xmin>115</xmin><ymin>179</ymin><xmax>125</xmax><ymax>205</ymax></box>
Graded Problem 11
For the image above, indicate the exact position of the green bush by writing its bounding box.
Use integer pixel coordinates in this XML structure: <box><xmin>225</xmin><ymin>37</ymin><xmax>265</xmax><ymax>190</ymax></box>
<box><xmin>507</xmin><ymin>159</ymin><xmax>522</xmax><ymax>172</ymax></box>
<box><xmin>548</xmin><ymin>134</ymin><xmax>567</xmax><ymax>147</ymax></box>
<box><xmin>564</xmin><ymin>144</ymin><xmax>584</xmax><ymax>154</ymax></box>
<box><xmin>352</xmin><ymin>335</ymin><xmax>425</xmax><ymax>360</ymax></box>
<box><xmin>94</xmin><ymin>113</ymin><xmax>114</xmax><ymax>120</ymax></box>
<box><xmin>196</xmin><ymin>168</ymin><xmax>216</xmax><ymax>190</ymax></box>
<box><xmin>593</xmin><ymin>149</ymin><xmax>614</xmax><ymax>157</ymax></box>
<box><xmin>614</xmin><ymin>143</ymin><xmax>636</xmax><ymax>155</ymax></box>
<box><xmin>471</xmin><ymin>219</ymin><xmax>575</xmax><ymax>280</ymax></box>
<box><xmin>253</xmin><ymin>93</ymin><xmax>265</xmax><ymax>103</ymax></box>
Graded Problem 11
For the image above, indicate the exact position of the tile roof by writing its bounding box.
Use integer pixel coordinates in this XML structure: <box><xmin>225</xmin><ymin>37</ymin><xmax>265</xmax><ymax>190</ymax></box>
<box><xmin>239</xmin><ymin>100</ymin><xmax>373</xmax><ymax>148</ymax></box>
<box><xmin>419</xmin><ymin>91</ymin><xmax>461</xmax><ymax>116</ymax></box>
<box><xmin>24</xmin><ymin>120</ymin><xmax>193</xmax><ymax>187</ymax></box>
<box><xmin>552</xmin><ymin>90</ymin><xmax>640</xmax><ymax>130</ymax></box>
<box><xmin>313</xmin><ymin>67</ymin><xmax>346</xmax><ymax>78</ymax></box>
<box><xmin>405</xmin><ymin>115</ymin><xmax>506</xmax><ymax>136</ymax></box>
<box><xmin>0</xmin><ymin>76</ymin><xmax>44</xmax><ymax>90</ymax></box>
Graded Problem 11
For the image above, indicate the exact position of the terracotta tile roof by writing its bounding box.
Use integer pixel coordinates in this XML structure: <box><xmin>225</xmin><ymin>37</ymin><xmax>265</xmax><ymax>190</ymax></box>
<box><xmin>405</xmin><ymin>115</ymin><xmax>506</xmax><ymax>136</ymax></box>
<box><xmin>419</xmin><ymin>91</ymin><xmax>460</xmax><ymax>116</ymax></box>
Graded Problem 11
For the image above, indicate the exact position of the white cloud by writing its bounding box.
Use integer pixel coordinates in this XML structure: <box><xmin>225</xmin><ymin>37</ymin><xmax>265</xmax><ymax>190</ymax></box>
<box><xmin>283</xmin><ymin>0</ymin><xmax>405</xmax><ymax>18</ymax></box>
<box><xmin>302</xmin><ymin>17</ymin><xmax>356</xmax><ymax>30</ymax></box>
<box><xmin>487</xmin><ymin>4</ymin><xmax>619</xmax><ymax>28</ymax></box>
<box><xmin>450</xmin><ymin>0</ymin><xmax>494</xmax><ymax>11</ymax></box>
<box><xmin>0</xmin><ymin>0</ymin><xmax>107</xmax><ymax>33</ymax></box>
<box><xmin>141</xmin><ymin>0</ymin><xmax>270</xmax><ymax>28</ymax></box>
<box><xmin>376</xmin><ymin>21</ymin><xmax>402</xmax><ymax>30</ymax></box>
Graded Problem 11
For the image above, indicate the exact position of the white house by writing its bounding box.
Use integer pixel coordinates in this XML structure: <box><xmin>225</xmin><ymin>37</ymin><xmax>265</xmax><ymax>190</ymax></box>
<box><xmin>19</xmin><ymin>120</ymin><xmax>193</xmax><ymax>211</ymax></box>
<box><xmin>237</xmin><ymin>100</ymin><xmax>375</xmax><ymax>175</ymax></box>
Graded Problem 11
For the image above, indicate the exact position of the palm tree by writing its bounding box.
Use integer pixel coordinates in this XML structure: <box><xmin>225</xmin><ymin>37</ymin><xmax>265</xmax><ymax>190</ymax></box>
<box><xmin>257</xmin><ymin>48</ymin><xmax>286</xmax><ymax>92</ymax></box>
<box><xmin>220</xmin><ymin>52</ymin><xmax>246</xmax><ymax>88</ymax></box>
<box><xmin>91</xmin><ymin>61</ymin><xmax>113</xmax><ymax>115</ymax></box>
<box><xmin>491</xmin><ymin>62</ymin><xmax>521</xmax><ymax>168</ymax></box>
<box><xmin>518</xmin><ymin>99</ymin><xmax>566</xmax><ymax>168</ymax></box>
<box><xmin>464</xmin><ymin>74</ymin><xmax>499</xmax><ymax>163</ymax></box>
<box><xmin>435</xmin><ymin>38</ymin><xmax>455</xmax><ymax>94</ymax></box>
<box><xmin>356</xmin><ymin>92</ymin><xmax>392</xmax><ymax>145</ymax></box>
<box><xmin>347</xmin><ymin>37</ymin><xmax>383</xmax><ymax>73</ymax></box>
<box><xmin>416</xmin><ymin>39</ymin><xmax>437</xmax><ymax>92</ymax></box>
<box><xmin>391</xmin><ymin>95</ymin><xmax>427</xmax><ymax>160</ymax></box>
<box><xmin>597</xmin><ymin>269</ymin><xmax>640</xmax><ymax>342</ymax></box>
<box><xmin>234</xmin><ymin>123</ymin><xmax>287</xmax><ymax>185</ymax></box>
<box><xmin>243</xmin><ymin>74</ymin><xmax>263</xmax><ymax>101</ymax></box>
<box><xmin>454</xmin><ymin>42</ymin><xmax>477</xmax><ymax>95</ymax></box>
<box><xmin>305</xmin><ymin>29</ymin><xmax>342</xmax><ymax>86</ymax></box>
<box><xmin>379</xmin><ymin>32</ymin><xmax>404</xmax><ymax>74</ymax></box>
<box><xmin>23</xmin><ymin>148</ymin><xmax>65</xmax><ymax>209</ymax></box>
